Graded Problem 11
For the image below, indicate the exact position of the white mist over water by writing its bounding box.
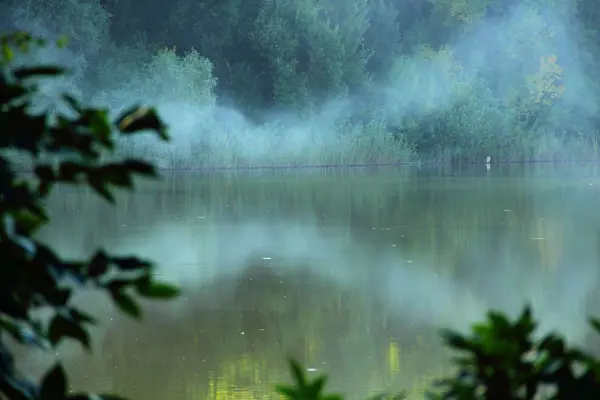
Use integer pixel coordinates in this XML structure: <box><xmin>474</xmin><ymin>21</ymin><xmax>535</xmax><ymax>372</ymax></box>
<box><xmin>40</xmin><ymin>215</ymin><xmax>600</xmax><ymax>358</ymax></box>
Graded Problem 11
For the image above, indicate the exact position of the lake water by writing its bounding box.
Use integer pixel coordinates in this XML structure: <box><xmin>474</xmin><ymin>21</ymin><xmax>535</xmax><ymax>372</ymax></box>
<box><xmin>22</xmin><ymin>164</ymin><xmax>600</xmax><ymax>399</ymax></box>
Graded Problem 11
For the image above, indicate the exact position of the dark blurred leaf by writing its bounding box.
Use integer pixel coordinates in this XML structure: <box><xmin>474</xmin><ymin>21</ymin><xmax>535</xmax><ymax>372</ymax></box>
<box><xmin>538</xmin><ymin>334</ymin><xmax>566</xmax><ymax>357</ymax></box>
<box><xmin>99</xmin><ymin>164</ymin><xmax>133</xmax><ymax>187</ymax></box>
<box><xmin>57</xmin><ymin>161</ymin><xmax>87</xmax><ymax>183</ymax></box>
<box><xmin>13</xmin><ymin>208</ymin><xmax>47</xmax><ymax>235</ymax></box>
<box><xmin>34</xmin><ymin>164</ymin><xmax>55</xmax><ymax>182</ymax></box>
<box><xmin>105</xmin><ymin>278</ymin><xmax>137</xmax><ymax>293</ymax></box>
<box><xmin>40</xmin><ymin>364</ymin><xmax>67</xmax><ymax>400</ymax></box>
<box><xmin>276</xmin><ymin>361</ymin><xmax>344</xmax><ymax>400</ymax></box>
<box><xmin>0</xmin><ymin>83</ymin><xmax>30</xmax><ymax>107</ymax></box>
<box><xmin>590</xmin><ymin>318</ymin><xmax>600</xmax><ymax>334</ymax></box>
<box><xmin>12</xmin><ymin>66</ymin><xmax>65</xmax><ymax>80</ymax></box>
<box><xmin>440</xmin><ymin>330</ymin><xmax>477</xmax><ymax>352</ymax></box>
<box><xmin>42</xmin><ymin>287</ymin><xmax>71</xmax><ymax>308</ymax></box>
<box><xmin>289</xmin><ymin>359</ymin><xmax>307</xmax><ymax>387</ymax></box>
<box><xmin>275</xmin><ymin>385</ymin><xmax>297</xmax><ymax>398</ymax></box>
<box><xmin>488</xmin><ymin>310</ymin><xmax>512</xmax><ymax>332</ymax></box>
<box><xmin>0</xmin><ymin>294</ymin><xmax>28</xmax><ymax>320</ymax></box>
<box><xmin>112</xmin><ymin>256</ymin><xmax>152</xmax><ymax>271</ymax></box>
<box><xmin>68</xmin><ymin>308</ymin><xmax>96</xmax><ymax>325</ymax></box>
<box><xmin>47</xmin><ymin>313</ymin><xmax>91</xmax><ymax>349</ymax></box>
<box><xmin>61</xmin><ymin>94</ymin><xmax>81</xmax><ymax>113</ymax></box>
<box><xmin>310</xmin><ymin>376</ymin><xmax>327</xmax><ymax>395</ymax></box>
<box><xmin>110</xmin><ymin>291</ymin><xmax>142</xmax><ymax>319</ymax></box>
<box><xmin>87</xmin><ymin>173</ymin><xmax>115</xmax><ymax>203</ymax></box>
<box><xmin>87</xmin><ymin>251</ymin><xmax>110</xmax><ymax>278</ymax></box>
<box><xmin>115</xmin><ymin>106</ymin><xmax>169</xmax><ymax>140</ymax></box>
<box><xmin>0</xmin><ymin>318</ymin><xmax>49</xmax><ymax>349</ymax></box>
<box><xmin>121</xmin><ymin>159</ymin><xmax>157</xmax><ymax>177</ymax></box>
<box><xmin>0</xmin><ymin>30</ymin><xmax>175</xmax><ymax>400</ymax></box>
<box><xmin>135</xmin><ymin>280</ymin><xmax>180</xmax><ymax>299</ymax></box>
<box><xmin>0</xmin><ymin>373</ymin><xmax>40</xmax><ymax>400</ymax></box>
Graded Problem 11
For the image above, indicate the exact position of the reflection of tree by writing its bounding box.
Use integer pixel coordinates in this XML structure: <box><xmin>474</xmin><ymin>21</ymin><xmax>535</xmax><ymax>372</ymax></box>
<box><xmin>43</xmin><ymin>168</ymin><xmax>576</xmax><ymax>279</ymax></box>
<box><xmin>42</xmin><ymin>166</ymin><xmax>600</xmax><ymax>398</ymax></box>
<box><xmin>43</xmin><ymin>168</ymin><xmax>570</xmax><ymax>274</ymax></box>
<box><xmin>375</xmin><ymin>172</ymin><xmax>577</xmax><ymax>277</ymax></box>
<box><xmin>62</xmin><ymin>261</ymin><xmax>440</xmax><ymax>399</ymax></box>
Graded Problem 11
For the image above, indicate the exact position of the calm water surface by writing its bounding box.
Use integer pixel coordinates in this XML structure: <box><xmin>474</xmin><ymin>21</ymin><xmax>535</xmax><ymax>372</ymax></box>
<box><xmin>20</xmin><ymin>164</ymin><xmax>600</xmax><ymax>399</ymax></box>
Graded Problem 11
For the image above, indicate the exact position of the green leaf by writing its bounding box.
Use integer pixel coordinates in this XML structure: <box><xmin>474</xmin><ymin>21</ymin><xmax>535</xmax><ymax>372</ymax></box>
<box><xmin>87</xmin><ymin>109</ymin><xmax>112</xmax><ymax>142</ymax></box>
<box><xmin>105</xmin><ymin>278</ymin><xmax>135</xmax><ymax>293</ymax></box>
<box><xmin>275</xmin><ymin>385</ymin><xmax>297</xmax><ymax>398</ymax></box>
<box><xmin>289</xmin><ymin>359</ymin><xmax>307</xmax><ymax>387</ymax></box>
<box><xmin>56</xmin><ymin>35</ymin><xmax>69</xmax><ymax>48</ymax></box>
<box><xmin>0</xmin><ymin>372</ymin><xmax>39</xmax><ymax>399</ymax></box>
<box><xmin>440</xmin><ymin>329</ymin><xmax>477</xmax><ymax>352</ymax></box>
<box><xmin>115</xmin><ymin>106</ymin><xmax>169</xmax><ymax>140</ymax></box>
<box><xmin>112</xmin><ymin>256</ymin><xmax>152</xmax><ymax>271</ymax></box>
<box><xmin>590</xmin><ymin>318</ymin><xmax>600</xmax><ymax>334</ymax></box>
<box><xmin>310</xmin><ymin>376</ymin><xmax>327</xmax><ymax>395</ymax></box>
<box><xmin>100</xmin><ymin>164</ymin><xmax>133</xmax><ymax>187</ymax></box>
<box><xmin>68</xmin><ymin>308</ymin><xmax>96</xmax><ymax>325</ymax></box>
<box><xmin>0</xmin><ymin>294</ymin><xmax>28</xmax><ymax>319</ymax></box>
<box><xmin>61</xmin><ymin>93</ymin><xmax>82</xmax><ymax>113</ymax></box>
<box><xmin>57</xmin><ymin>161</ymin><xmax>88</xmax><ymax>183</ymax></box>
<box><xmin>111</xmin><ymin>291</ymin><xmax>142</xmax><ymax>319</ymax></box>
<box><xmin>87</xmin><ymin>251</ymin><xmax>110</xmax><ymax>278</ymax></box>
<box><xmin>48</xmin><ymin>313</ymin><xmax>91</xmax><ymax>349</ymax></box>
<box><xmin>35</xmin><ymin>164</ymin><xmax>55</xmax><ymax>181</ymax></box>
<box><xmin>0</xmin><ymin>318</ymin><xmax>49</xmax><ymax>349</ymax></box>
<box><xmin>488</xmin><ymin>311</ymin><xmax>512</xmax><ymax>331</ymax></box>
<box><xmin>2</xmin><ymin>43</ymin><xmax>14</xmax><ymax>63</ymax></box>
<box><xmin>136</xmin><ymin>280</ymin><xmax>180</xmax><ymax>299</ymax></box>
<box><xmin>88</xmin><ymin>174</ymin><xmax>115</xmax><ymax>203</ymax></box>
<box><xmin>121</xmin><ymin>159</ymin><xmax>157</xmax><ymax>177</ymax></box>
<box><xmin>13</xmin><ymin>208</ymin><xmax>47</xmax><ymax>234</ymax></box>
<box><xmin>40</xmin><ymin>364</ymin><xmax>67</xmax><ymax>400</ymax></box>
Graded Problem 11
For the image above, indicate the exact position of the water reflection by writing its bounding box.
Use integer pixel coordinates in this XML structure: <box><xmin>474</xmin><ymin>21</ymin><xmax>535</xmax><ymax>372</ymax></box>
<box><xmin>22</xmin><ymin>164</ymin><xmax>600</xmax><ymax>399</ymax></box>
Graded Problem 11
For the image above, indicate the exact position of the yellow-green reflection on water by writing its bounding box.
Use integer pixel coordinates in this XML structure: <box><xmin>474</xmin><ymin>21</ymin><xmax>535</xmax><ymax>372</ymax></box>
<box><xmin>20</xmin><ymin>164</ymin><xmax>600</xmax><ymax>399</ymax></box>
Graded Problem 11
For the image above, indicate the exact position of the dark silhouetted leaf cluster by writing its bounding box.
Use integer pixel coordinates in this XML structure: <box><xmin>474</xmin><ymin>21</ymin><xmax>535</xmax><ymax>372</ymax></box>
<box><xmin>276</xmin><ymin>359</ymin><xmax>404</xmax><ymax>400</ymax></box>
<box><xmin>276</xmin><ymin>359</ymin><xmax>344</xmax><ymax>400</ymax></box>
<box><xmin>0</xmin><ymin>31</ymin><xmax>177</xmax><ymax>400</ymax></box>
<box><xmin>278</xmin><ymin>307</ymin><xmax>600</xmax><ymax>400</ymax></box>
<box><xmin>425</xmin><ymin>307</ymin><xmax>600</xmax><ymax>400</ymax></box>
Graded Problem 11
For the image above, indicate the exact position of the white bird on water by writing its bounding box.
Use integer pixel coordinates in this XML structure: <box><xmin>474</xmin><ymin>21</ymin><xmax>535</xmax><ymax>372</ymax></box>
<box><xmin>486</xmin><ymin>156</ymin><xmax>491</xmax><ymax>164</ymax></box>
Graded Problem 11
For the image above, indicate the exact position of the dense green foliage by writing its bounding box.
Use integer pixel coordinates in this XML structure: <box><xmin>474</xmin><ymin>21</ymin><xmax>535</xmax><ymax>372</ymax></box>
<box><xmin>0</xmin><ymin>32</ymin><xmax>178</xmax><ymax>399</ymax></box>
<box><xmin>3</xmin><ymin>0</ymin><xmax>600</xmax><ymax>164</ymax></box>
